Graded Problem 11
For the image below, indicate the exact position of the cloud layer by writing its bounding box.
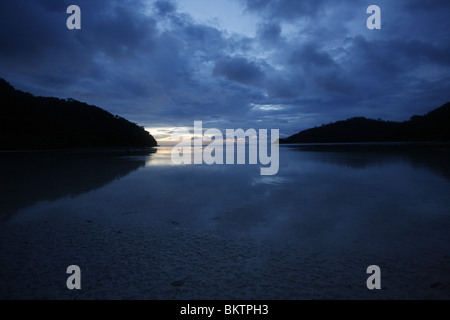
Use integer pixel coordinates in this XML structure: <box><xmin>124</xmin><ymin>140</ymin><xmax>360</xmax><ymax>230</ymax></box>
<box><xmin>1</xmin><ymin>0</ymin><xmax>449</xmax><ymax>137</ymax></box>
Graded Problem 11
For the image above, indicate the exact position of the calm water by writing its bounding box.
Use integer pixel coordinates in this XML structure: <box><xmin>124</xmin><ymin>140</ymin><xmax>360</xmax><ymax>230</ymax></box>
<box><xmin>1</xmin><ymin>144</ymin><xmax>449</xmax><ymax>299</ymax></box>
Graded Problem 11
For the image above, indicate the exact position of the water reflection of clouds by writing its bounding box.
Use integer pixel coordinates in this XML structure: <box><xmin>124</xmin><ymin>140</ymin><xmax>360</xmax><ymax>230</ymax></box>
<box><xmin>3</xmin><ymin>146</ymin><xmax>450</xmax><ymax>258</ymax></box>
<box><xmin>252</xmin><ymin>175</ymin><xmax>289</xmax><ymax>186</ymax></box>
<box><xmin>282</xmin><ymin>144</ymin><xmax>450</xmax><ymax>182</ymax></box>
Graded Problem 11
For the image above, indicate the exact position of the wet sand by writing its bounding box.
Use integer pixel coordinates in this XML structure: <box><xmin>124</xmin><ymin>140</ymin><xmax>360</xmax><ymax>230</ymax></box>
<box><xmin>1</xmin><ymin>218</ymin><xmax>449</xmax><ymax>300</ymax></box>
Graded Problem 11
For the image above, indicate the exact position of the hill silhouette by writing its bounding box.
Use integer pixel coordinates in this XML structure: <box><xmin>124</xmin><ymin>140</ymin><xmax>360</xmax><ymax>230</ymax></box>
<box><xmin>0</xmin><ymin>78</ymin><xmax>157</xmax><ymax>150</ymax></box>
<box><xmin>280</xmin><ymin>102</ymin><xmax>450</xmax><ymax>144</ymax></box>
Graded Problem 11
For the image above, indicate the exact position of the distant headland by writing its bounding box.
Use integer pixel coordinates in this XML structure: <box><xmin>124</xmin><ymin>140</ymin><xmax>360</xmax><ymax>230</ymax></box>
<box><xmin>280</xmin><ymin>102</ymin><xmax>450</xmax><ymax>144</ymax></box>
<box><xmin>0</xmin><ymin>78</ymin><xmax>157</xmax><ymax>150</ymax></box>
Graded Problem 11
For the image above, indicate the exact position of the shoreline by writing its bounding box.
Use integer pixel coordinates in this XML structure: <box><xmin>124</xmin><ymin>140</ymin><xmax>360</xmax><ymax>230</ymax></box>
<box><xmin>279</xmin><ymin>141</ymin><xmax>450</xmax><ymax>146</ymax></box>
<box><xmin>0</xmin><ymin>146</ymin><xmax>159</xmax><ymax>155</ymax></box>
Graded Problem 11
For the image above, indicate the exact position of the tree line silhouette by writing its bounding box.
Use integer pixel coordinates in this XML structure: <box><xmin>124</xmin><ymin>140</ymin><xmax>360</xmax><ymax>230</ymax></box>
<box><xmin>0</xmin><ymin>78</ymin><xmax>157</xmax><ymax>150</ymax></box>
<box><xmin>280</xmin><ymin>102</ymin><xmax>450</xmax><ymax>144</ymax></box>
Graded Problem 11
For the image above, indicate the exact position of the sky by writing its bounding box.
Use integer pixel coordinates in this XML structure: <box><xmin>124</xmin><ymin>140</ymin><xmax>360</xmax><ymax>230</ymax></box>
<box><xmin>1</xmin><ymin>0</ymin><xmax>449</xmax><ymax>143</ymax></box>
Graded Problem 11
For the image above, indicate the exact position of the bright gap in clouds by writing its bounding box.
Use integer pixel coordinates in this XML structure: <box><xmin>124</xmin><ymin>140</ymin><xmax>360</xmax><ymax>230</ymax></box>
<box><xmin>146</xmin><ymin>125</ymin><xmax>260</xmax><ymax>146</ymax></box>
<box><xmin>146</xmin><ymin>126</ymin><xmax>207</xmax><ymax>146</ymax></box>
<box><xmin>146</xmin><ymin>126</ymin><xmax>185</xmax><ymax>146</ymax></box>
<box><xmin>176</xmin><ymin>0</ymin><xmax>258</xmax><ymax>36</ymax></box>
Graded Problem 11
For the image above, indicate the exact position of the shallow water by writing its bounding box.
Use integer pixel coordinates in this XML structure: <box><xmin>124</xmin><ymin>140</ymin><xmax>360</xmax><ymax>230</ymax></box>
<box><xmin>1</xmin><ymin>144</ymin><xmax>449</xmax><ymax>299</ymax></box>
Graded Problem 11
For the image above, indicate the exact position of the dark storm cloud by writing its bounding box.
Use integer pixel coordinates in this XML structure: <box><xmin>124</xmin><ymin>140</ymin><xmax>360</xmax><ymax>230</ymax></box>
<box><xmin>265</xmin><ymin>77</ymin><xmax>300</xmax><ymax>99</ymax></box>
<box><xmin>0</xmin><ymin>0</ymin><xmax>449</xmax><ymax>136</ymax></box>
<box><xmin>0</xmin><ymin>0</ymin><xmax>208</xmax><ymax>118</ymax></box>
<box><xmin>154</xmin><ymin>0</ymin><xmax>176</xmax><ymax>16</ymax></box>
<box><xmin>405</xmin><ymin>0</ymin><xmax>450</xmax><ymax>11</ymax></box>
<box><xmin>243</xmin><ymin>0</ymin><xmax>325</xmax><ymax>20</ymax></box>
<box><xmin>314</xmin><ymin>72</ymin><xmax>356</xmax><ymax>97</ymax></box>
<box><xmin>0</xmin><ymin>0</ymin><xmax>157</xmax><ymax>89</ymax></box>
<box><xmin>213</xmin><ymin>57</ymin><xmax>265</xmax><ymax>86</ymax></box>
<box><xmin>257</xmin><ymin>22</ymin><xmax>282</xmax><ymax>42</ymax></box>
<box><xmin>289</xmin><ymin>45</ymin><xmax>336</xmax><ymax>68</ymax></box>
<box><xmin>242</xmin><ymin>0</ymin><xmax>363</xmax><ymax>22</ymax></box>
